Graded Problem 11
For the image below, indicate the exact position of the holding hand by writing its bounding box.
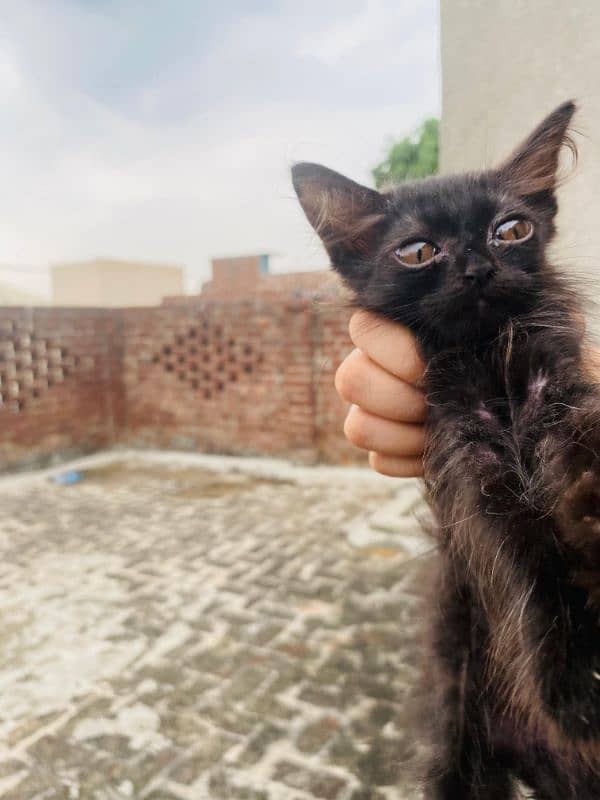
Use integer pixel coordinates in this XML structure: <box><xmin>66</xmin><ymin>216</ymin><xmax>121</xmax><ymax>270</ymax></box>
<box><xmin>335</xmin><ymin>310</ymin><xmax>426</xmax><ymax>477</ymax></box>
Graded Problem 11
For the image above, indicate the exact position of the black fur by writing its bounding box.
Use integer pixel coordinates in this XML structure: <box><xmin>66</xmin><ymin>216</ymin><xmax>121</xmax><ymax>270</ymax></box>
<box><xmin>293</xmin><ymin>101</ymin><xmax>600</xmax><ymax>798</ymax></box>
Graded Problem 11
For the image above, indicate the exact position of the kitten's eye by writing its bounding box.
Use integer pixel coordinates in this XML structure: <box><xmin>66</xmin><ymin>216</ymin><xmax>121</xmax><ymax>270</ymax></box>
<box><xmin>492</xmin><ymin>218</ymin><xmax>533</xmax><ymax>243</ymax></box>
<box><xmin>393</xmin><ymin>241</ymin><xmax>439</xmax><ymax>267</ymax></box>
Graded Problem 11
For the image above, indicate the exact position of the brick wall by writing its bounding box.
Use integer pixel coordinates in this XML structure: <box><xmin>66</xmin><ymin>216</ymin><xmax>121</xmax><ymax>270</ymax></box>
<box><xmin>119</xmin><ymin>298</ymin><xmax>318</xmax><ymax>459</ymax></box>
<box><xmin>0</xmin><ymin>296</ymin><xmax>362</xmax><ymax>470</ymax></box>
<box><xmin>0</xmin><ymin>307</ymin><xmax>122</xmax><ymax>470</ymax></box>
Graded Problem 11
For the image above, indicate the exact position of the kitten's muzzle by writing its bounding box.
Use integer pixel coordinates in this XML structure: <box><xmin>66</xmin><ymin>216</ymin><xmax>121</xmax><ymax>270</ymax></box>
<box><xmin>463</xmin><ymin>261</ymin><xmax>496</xmax><ymax>289</ymax></box>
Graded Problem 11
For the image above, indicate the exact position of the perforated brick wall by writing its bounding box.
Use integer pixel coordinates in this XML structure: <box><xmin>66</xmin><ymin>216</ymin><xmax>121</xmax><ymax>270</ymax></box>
<box><xmin>0</xmin><ymin>297</ymin><xmax>361</xmax><ymax>469</ymax></box>
<box><xmin>0</xmin><ymin>308</ymin><xmax>122</xmax><ymax>470</ymax></box>
<box><xmin>118</xmin><ymin>298</ymin><xmax>319</xmax><ymax>459</ymax></box>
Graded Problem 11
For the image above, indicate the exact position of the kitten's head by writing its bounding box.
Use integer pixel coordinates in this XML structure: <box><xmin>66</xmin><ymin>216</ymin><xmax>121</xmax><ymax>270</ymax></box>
<box><xmin>292</xmin><ymin>101</ymin><xmax>577</xmax><ymax>349</ymax></box>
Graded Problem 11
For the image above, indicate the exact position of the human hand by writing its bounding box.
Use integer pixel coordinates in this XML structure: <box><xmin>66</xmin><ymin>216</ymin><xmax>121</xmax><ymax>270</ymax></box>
<box><xmin>335</xmin><ymin>310</ymin><xmax>426</xmax><ymax>477</ymax></box>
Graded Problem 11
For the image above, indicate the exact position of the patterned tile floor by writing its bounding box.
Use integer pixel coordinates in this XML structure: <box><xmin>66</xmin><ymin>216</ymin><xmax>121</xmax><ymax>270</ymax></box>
<box><xmin>0</xmin><ymin>452</ymin><xmax>432</xmax><ymax>799</ymax></box>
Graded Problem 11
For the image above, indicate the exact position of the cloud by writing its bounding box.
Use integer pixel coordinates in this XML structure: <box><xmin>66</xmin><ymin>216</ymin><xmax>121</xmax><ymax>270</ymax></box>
<box><xmin>297</xmin><ymin>0</ymin><xmax>434</xmax><ymax>67</ymax></box>
<box><xmin>0</xmin><ymin>0</ymin><xmax>440</xmax><ymax>296</ymax></box>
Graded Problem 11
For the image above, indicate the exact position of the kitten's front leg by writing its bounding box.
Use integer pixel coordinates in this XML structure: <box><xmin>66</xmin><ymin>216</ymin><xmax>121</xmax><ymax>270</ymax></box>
<box><xmin>525</xmin><ymin>402</ymin><xmax>600</xmax><ymax>743</ymax></box>
<box><xmin>553</xmin><ymin>463</ymin><xmax>600</xmax><ymax>607</ymax></box>
<box><xmin>424</xmin><ymin>560</ymin><xmax>517</xmax><ymax>800</ymax></box>
<box><xmin>541</xmin><ymin>388</ymin><xmax>600</xmax><ymax>604</ymax></box>
<box><xmin>529</xmin><ymin>375</ymin><xmax>600</xmax><ymax>557</ymax></box>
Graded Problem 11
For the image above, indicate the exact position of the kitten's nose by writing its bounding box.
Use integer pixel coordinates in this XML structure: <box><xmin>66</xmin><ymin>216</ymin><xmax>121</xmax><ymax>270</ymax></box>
<box><xmin>463</xmin><ymin>261</ymin><xmax>496</xmax><ymax>288</ymax></box>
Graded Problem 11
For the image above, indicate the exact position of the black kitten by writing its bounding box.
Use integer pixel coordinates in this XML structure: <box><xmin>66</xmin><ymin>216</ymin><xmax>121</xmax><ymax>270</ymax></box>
<box><xmin>292</xmin><ymin>101</ymin><xmax>600</xmax><ymax>799</ymax></box>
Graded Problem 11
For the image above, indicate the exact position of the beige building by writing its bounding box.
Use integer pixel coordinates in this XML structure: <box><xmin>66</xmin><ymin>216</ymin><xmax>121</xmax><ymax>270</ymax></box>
<box><xmin>0</xmin><ymin>280</ymin><xmax>46</xmax><ymax>306</ymax></box>
<box><xmin>440</xmin><ymin>0</ymin><xmax>600</xmax><ymax>281</ymax></box>
<box><xmin>51</xmin><ymin>259</ymin><xmax>184</xmax><ymax>308</ymax></box>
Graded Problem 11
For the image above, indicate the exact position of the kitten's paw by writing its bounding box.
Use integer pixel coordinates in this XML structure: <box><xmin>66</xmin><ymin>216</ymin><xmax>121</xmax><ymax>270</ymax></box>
<box><xmin>558</xmin><ymin>469</ymin><xmax>600</xmax><ymax>550</ymax></box>
<box><xmin>564</xmin><ymin>469</ymin><xmax>600</xmax><ymax>523</ymax></box>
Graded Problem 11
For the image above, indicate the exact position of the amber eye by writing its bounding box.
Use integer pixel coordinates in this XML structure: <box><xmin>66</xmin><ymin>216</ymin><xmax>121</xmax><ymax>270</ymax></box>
<box><xmin>393</xmin><ymin>240</ymin><xmax>439</xmax><ymax>267</ymax></box>
<box><xmin>492</xmin><ymin>218</ymin><xmax>533</xmax><ymax>243</ymax></box>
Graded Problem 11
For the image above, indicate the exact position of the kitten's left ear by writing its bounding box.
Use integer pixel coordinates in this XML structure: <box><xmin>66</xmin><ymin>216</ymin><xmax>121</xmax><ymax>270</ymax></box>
<box><xmin>499</xmin><ymin>100</ymin><xmax>578</xmax><ymax>198</ymax></box>
<box><xmin>291</xmin><ymin>162</ymin><xmax>387</xmax><ymax>287</ymax></box>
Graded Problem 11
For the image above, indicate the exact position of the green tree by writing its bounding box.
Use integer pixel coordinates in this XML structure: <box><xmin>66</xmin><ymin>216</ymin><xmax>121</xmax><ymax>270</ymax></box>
<box><xmin>372</xmin><ymin>117</ymin><xmax>439</xmax><ymax>189</ymax></box>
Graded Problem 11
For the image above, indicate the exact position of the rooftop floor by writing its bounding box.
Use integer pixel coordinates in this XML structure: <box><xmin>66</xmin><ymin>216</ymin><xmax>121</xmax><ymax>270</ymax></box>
<box><xmin>0</xmin><ymin>451</ymin><xmax>432</xmax><ymax>800</ymax></box>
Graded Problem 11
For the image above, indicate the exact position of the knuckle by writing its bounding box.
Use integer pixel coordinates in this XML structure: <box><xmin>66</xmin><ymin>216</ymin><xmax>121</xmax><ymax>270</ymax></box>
<box><xmin>335</xmin><ymin>353</ymin><xmax>361</xmax><ymax>402</ymax></box>
<box><xmin>369</xmin><ymin>451</ymin><xmax>383</xmax><ymax>473</ymax></box>
<box><xmin>334</xmin><ymin>360</ymin><xmax>353</xmax><ymax>401</ymax></box>
<box><xmin>348</xmin><ymin>309</ymin><xmax>371</xmax><ymax>346</ymax></box>
<box><xmin>343</xmin><ymin>408</ymin><xmax>371</xmax><ymax>449</ymax></box>
<box><xmin>371</xmin><ymin>452</ymin><xmax>399</xmax><ymax>477</ymax></box>
<box><xmin>348</xmin><ymin>312</ymin><xmax>362</xmax><ymax>344</ymax></box>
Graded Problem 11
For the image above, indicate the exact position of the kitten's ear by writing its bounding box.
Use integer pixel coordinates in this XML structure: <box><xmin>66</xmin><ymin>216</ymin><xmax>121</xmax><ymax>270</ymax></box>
<box><xmin>499</xmin><ymin>100</ymin><xmax>578</xmax><ymax>198</ymax></box>
<box><xmin>291</xmin><ymin>162</ymin><xmax>387</xmax><ymax>286</ymax></box>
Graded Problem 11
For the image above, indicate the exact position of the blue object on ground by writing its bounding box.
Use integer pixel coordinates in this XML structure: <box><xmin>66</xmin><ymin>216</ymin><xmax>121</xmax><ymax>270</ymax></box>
<box><xmin>51</xmin><ymin>470</ymin><xmax>83</xmax><ymax>486</ymax></box>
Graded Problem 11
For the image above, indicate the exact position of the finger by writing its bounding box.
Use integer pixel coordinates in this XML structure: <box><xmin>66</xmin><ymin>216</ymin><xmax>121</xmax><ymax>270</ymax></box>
<box><xmin>344</xmin><ymin>405</ymin><xmax>425</xmax><ymax>456</ymax></box>
<box><xmin>369</xmin><ymin>451</ymin><xmax>424</xmax><ymax>478</ymax></box>
<box><xmin>335</xmin><ymin>349</ymin><xmax>426</xmax><ymax>424</ymax></box>
<box><xmin>349</xmin><ymin>309</ymin><xmax>425</xmax><ymax>385</ymax></box>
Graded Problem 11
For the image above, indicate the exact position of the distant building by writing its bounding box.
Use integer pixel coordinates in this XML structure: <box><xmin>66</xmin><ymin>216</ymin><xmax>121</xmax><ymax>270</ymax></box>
<box><xmin>0</xmin><ymin>280</ymin><xmax>46</xmax><ymax>306</ymax></box>
<box><xmin>163</xmin><ymin>253</ymin><xmax>341</xmax><ymax>305</ymax></box>
<box><xmin>51</xmin><ymin>258</ymin><xmax>184</xmax><ymax>308</ymax></box>
<box><xmin>440</xmin><ymin>0</ymin><xmax>600</xmax><ymax>271</ymax></box>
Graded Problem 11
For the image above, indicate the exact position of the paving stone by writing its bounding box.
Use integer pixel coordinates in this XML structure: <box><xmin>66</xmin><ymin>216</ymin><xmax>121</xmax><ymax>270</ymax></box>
<box><xmin>225</xmin><ymin>664</ymin><xmax>270</xmax><ymax>702</ymax></box>
<box><xmin>350</xmin><ymin>789</ymin><xmax>388</xmax><ymax>800</ymax></box>
<box><xmin>209</xmin><ymin>768</ymin><xmax>270</xmax><ymax>799</ymax></box>
<box><xmin>297</xmin><ymin>716</ymin><xmax>341</xmax><ymax>753</ymax></box>
<box><xmin>0</xmin><ymin>760</ymin><xmax>27</xmax><ymax>779</ymax></box>
<box><xmin>299</xmin><ymin>684</ymin><xmax>349</xmax><ymax>710</ymax></box>
<box><xmin>236</xmin><ymin>721</ymin><xmax>286</xmax><ymax>766</ymax></box>
<box><xmin>273</xmin><ymin>760</ymin><xmax>347</xmax><ymax>799</ymax></box>
<box><xmin>168</xmin><ymin>732</ymin><xmax>236</xmax><ymax>784</ymax></box>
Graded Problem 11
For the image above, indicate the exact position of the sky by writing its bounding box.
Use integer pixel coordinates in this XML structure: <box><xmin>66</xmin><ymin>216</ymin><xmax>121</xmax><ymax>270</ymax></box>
<box><xmin>0</xmin><ymin>0</ymin><xmax>440</xmax><ymax>297</ymax></box>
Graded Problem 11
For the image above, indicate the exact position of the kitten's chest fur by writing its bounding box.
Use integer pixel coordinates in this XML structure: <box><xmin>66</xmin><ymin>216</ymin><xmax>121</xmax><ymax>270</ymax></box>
<box><xmin>423</xmin><ymin>326</ymin><xmax>579</xmax><ymax>502</ymax></box>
